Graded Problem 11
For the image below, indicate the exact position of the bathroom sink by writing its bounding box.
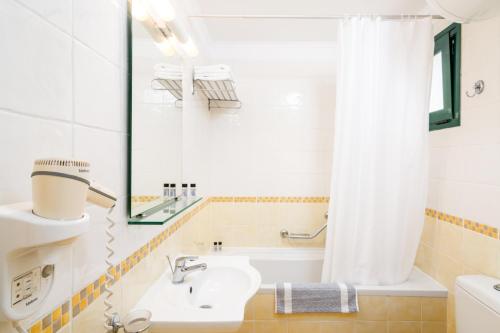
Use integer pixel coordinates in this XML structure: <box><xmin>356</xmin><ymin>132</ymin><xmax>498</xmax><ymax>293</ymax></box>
<box><xmin>134</xmin><ymin>256</ymin><xmax>261</xmax><ymax>331</ymax></box>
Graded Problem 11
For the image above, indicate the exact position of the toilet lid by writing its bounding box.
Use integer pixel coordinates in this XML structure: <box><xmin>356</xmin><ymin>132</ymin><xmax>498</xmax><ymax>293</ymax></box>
<box><xmin>456</xmin><ymin>275</ymin><xmax>500</xmax><ymax>314</ymax></box>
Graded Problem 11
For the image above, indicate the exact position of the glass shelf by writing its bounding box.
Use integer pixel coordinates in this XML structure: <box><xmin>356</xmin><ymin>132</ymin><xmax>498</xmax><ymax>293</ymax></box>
<box><xmin>128</xmin><ymin>197</ymin><xmax>202</xmax><ymax>225</ymax></box>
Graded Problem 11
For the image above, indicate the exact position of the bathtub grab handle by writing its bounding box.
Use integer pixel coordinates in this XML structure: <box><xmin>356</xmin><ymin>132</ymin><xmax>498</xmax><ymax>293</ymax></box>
<box><xmin>280</xmin><ymin>223</ymin><xmax>327</xmax><ymax>240</ymax></box>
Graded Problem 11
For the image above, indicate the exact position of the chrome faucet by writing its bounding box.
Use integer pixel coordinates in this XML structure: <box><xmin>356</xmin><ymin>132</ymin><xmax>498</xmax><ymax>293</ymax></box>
<box><xmin>171</xmin><ymin>256</ymin><xmax>207</xmax><ymax>284</ymax></box>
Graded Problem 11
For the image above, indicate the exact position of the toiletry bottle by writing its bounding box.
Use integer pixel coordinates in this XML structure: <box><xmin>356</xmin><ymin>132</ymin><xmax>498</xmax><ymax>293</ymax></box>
<box><xmin>218</xmin><ymin>241</ymin><xmax>222</xmax><ymax>251</ymax></box>
<box><xmin>213</xmin><ymin>242</ymin><xmax>218</xmax><ymax>252</ymax></box>
<box><xmin>190</xmin><ymin>183</ymin><xmax>196</xmax><ymax>197</ymax></box>
<box><xmin>182</xmin><ymin>183</ymin><xmax>188</xmax><ymax>198</ymax></box>
<box><xmin>163</xmin><ymin>183</ymin><xmax>169</xmax><ymax>199</ymax></box>
<box><xmin>170</xmin><ymin>183</ymin><xmax>176</xmax><ymax>198</ymax></box>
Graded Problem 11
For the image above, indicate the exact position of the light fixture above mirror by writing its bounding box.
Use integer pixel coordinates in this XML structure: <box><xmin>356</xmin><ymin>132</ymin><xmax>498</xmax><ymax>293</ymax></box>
<box><xmin>130</xmin><ymin>0</ymin><xmax>199</xmax><ymax>57</ymax></box>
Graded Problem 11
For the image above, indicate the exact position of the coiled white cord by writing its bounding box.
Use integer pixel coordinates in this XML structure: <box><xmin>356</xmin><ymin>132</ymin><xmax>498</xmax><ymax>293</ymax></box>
<box><xmin>104</xmin><ymin>206</ymin><xmax>116</xmax><ymax>330</ymax></box>
<box><xmin>12</xmin><ymin>321</ymin><xmax>28</xmax><ymax>333</ymax></box>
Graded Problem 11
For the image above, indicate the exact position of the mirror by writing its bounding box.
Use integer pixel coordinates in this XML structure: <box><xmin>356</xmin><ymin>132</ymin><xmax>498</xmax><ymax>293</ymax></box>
<box><xmin>128</xmin><ymin>16</ymin><xmax>200</xmax><ymax>224</ymax></box>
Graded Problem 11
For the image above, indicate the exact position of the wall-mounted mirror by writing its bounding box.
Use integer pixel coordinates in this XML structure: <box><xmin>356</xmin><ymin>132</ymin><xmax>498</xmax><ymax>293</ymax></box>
<box><xmin>128</xmin><ymin>16</ymin><xmax>200</xmax><ymax>224</ymax></box>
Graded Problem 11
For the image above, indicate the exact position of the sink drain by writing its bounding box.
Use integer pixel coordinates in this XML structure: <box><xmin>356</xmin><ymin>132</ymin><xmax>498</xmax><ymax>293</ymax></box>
<box><xmin>199</xmin><ymin>304</ymin><xmax>212</xmax><ymax>309</ymax></box>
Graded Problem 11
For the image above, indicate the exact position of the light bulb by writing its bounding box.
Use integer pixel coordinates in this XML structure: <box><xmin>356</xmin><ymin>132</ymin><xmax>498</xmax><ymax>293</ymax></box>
<box><xmin>131</xmin><ymin>0</ymin><xmax>148</xmax><ymax>21</ymax></box>
<box><xmin>181</xmin><ymin>38</ymin><xmax>198</xmax><ymax>58</ymax></box>
<box><xmin>149</xmin><ymin>0</ymin><xmax>176</xmax><ymax>22</ymax></box>
<box><xmin>155</xmin><ymin>38</ymin><xmax>175</xmax><ymax>57</ymax></box>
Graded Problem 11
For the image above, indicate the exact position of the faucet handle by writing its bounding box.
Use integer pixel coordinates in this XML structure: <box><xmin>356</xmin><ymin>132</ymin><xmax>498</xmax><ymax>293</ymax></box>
<box><xmin>174</xmin><ymin>256</ymin><xmax>198</xmax><ymax>267</ymax></box>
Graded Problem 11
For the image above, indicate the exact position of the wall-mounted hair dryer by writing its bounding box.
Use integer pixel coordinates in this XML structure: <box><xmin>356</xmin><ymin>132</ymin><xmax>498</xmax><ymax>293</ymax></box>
<box><xmin>0</xmin><ymin>158</ymin><xmax>118</xmax><ymax>326</ymax></box>
<box><xmin>31</xmin><ymin>159</ymin><xmax>117</xmax><ymax>219</ymax></box>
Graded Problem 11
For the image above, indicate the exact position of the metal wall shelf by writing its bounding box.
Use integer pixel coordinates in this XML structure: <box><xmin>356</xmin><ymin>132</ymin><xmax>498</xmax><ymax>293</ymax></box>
<box><xmin>150</xmin><ymin>76</ymin><xmax>242</xmax><ymax>110</ymax></box>
<box><xmin>151</xmin><ymin>78</ymin><xmax>183</xmax><ymax>101</ymax></box>
<box><xmin>194</xmin><ymin>79</ymin><xmax>241</xmax><ymax>110</ymax></box>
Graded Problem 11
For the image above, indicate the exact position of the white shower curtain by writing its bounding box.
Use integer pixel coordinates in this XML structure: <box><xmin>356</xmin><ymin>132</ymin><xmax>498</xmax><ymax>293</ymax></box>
<box><xmin>321</xmin><ymin>17</ymin><xmax>434</xmax><ymax>285</ymax></box>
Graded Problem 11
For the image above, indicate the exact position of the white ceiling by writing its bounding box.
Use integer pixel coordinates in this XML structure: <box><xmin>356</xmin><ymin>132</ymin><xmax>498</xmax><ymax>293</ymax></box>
<box><xmin>179</xmin><ymin>0</ymin><xmax>435</xmax><ymax>44</ymax></box>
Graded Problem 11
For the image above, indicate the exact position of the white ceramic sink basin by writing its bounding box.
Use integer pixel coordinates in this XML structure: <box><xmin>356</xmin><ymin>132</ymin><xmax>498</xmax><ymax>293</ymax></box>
<box><xmin>134</xmin><ymin>256</ymin><xmax>261</xmax><ymax>331</ymax></box>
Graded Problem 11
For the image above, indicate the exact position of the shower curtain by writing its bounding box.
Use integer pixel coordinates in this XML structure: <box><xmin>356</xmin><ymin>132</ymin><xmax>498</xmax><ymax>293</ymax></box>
<box><xmin>321</xmin><ymin>17</ymin><xmax>434</xmax><ymax>285</ymax></box>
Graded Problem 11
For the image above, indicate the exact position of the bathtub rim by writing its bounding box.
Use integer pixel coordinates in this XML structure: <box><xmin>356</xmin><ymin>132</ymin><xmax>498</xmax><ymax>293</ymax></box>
<box><xmin>258</xmin><ymin>267</ymin><xmax>447</xmax><ymax>297</ymax></box>
<box><xmin>217</xmin><ymin>247</ymin><xmax>447</xmax><ymax>298</ymax></box>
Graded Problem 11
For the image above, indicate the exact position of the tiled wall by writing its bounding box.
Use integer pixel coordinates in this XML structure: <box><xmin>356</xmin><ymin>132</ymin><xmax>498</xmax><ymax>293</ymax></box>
<box><xmin>416</xmin><ymin>210</ymin><xmax>500</xmax><ymax>333</ymax></box>
<box><xmin>0</xmin><ymin>0</ymin><xmax>136</xmax><ymax>331</ymax></box>
<box><xmin>38</xmin><ymin>198</ymin><xmax>446</xmax><ymax>333</ymax></box>
<box><xmin>205</xmin><ymin>63</ymin><xmax>335</xmax><ymax>196</ymax></box>
<box><xmin>208</xmin><ymin>197</ymin><xmax>329</xmax><ymax>248</ymax></box>
<box><xmin>418</xmin><ymin>17</ymin><xmax>500</xmax><ymax>333</ymax></box>
<box><xmin>428</xmin><ymin>17</ymin><xmax>500</xmax><ymax>234</ymax></box>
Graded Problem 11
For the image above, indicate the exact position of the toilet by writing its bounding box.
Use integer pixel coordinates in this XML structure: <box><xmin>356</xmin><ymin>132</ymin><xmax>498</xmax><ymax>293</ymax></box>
<box><xmin>455</xmin><ymin>275</ymin><xmax>500</xmax><ymax>333</ymax></box>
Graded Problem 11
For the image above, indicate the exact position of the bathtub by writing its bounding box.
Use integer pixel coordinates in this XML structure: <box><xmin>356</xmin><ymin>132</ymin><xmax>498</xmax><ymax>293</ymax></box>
<box><xmin>215</xmin><ymin>247</ymin><xmax>447</xmax><ymax>297</ymax></box>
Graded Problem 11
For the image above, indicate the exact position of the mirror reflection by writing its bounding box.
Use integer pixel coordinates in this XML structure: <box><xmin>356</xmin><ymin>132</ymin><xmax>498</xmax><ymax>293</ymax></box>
<box><xmin>129</xmin><ymin>19</ymin><xmax>200</xmax><ymax>223</ymax></box>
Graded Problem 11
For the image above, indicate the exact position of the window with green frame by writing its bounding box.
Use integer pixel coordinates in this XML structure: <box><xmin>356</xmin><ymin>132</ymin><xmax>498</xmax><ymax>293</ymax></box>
<box><xmin>429</xmin><ymin>23</ymin><xmax>461</xmax><ymax>131</ymax></box>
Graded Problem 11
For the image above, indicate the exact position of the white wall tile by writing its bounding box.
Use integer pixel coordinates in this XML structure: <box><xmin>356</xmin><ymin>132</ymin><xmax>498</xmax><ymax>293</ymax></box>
<box><xmin>461</xmin><ymin>183</ymin><xmax>500</xmax><ymax>229</ymax></box>
<box><xmin>428</xmin><ymin>18</ymin><xmax>500</xmax><ymax>231</ymax></box>
<box><xmin>74</xmin><ymin>41</ymin><xmax>125</xmax><ymax>131</ymax></box>
<box><xmin>0</xmin><ymin>0</ymin><xmax>72</xmax><ymax>120</ymax></box>
<box><xmin>71</xmin><ymin>208</ymin><xmax>107</xmax><ymax>291</ymax></box>
<box><xmin>462</xmin><ymin>144</ymin><xmax>500</xmax><ymax>186</ymax></box>
<box><xmin>73</xmin><ymin>0</ymin><xmax>127</xmax><ymax>67</ymax></box>
<box><xmin>460</xmin><ymin>102</ymin><xmax>500</xmax><ymax>146</ymax></box>
<box><xmin>73</xmin><ymin>125</ymin><xmax>126</xmax><ymax>198</ymax></box>
<box><xmin>461</xmin><ymin>18</ymin><xmax>500</xmax><ymax>112</ymax></box>
<box><xmin>0</xmin><ymin>0</ymin><xmax>132</xmax><ymax>327</ymax></box>
<box><xmin>16</xmin><ymin>0</ymin><xmax>72</xmax><ymax>33</ymax></box>
<box><xmin>206</xmin><ymin>63</ymin><xmax>335</xmax><ymax>196</ymax></box>
<box><xmin>0</xmin><ymin>111</ymin><xmax>72</xmax><ymax>203</ymax></box>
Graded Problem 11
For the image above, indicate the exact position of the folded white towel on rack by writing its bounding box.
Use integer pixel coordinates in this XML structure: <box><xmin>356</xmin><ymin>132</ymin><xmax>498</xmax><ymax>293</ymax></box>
<box><xmin>194</xmin><ymin>64</ymin><xmax>231</xmax><ymax>73</ymax></box>
<box><xmin>194</xmin><ymin>64</ymin><xmax>233</xmax><ymax>81</ymax></box>
<box><xmin>154</xmin><ymin>63</ymin><xmax>183</xmax><ymax>80</ymax></box>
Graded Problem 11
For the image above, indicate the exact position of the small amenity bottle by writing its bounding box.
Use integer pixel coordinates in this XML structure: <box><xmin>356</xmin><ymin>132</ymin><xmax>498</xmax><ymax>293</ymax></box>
<box><xmin>170</xmin><ymin>183</ymin><xmax>176</xmax><ymax>198</ymax></box>
<box><xmin>182</xmin><ymin>183</ymin><xmax>188</xmax><ymax>198</ymax></box>
<box><xmin>163</xmin><ymin>183</ymin><xmax>169</xmax><ymax>198</ymax></box>
<box><xmin>190</xmin><ymin>183</ymin><xmax>196</xmax><ymax>197</ymax></box>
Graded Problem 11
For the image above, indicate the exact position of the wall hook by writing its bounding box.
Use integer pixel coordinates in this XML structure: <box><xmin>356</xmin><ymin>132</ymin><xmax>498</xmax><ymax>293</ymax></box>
<box><xmin>465</xmin><ymin>80</ymin><xmax>485</xmax><ymax>98</ymax></box>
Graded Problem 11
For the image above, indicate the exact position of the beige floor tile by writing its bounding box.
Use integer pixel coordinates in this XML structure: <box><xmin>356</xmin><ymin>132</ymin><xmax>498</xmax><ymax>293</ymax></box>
<box><xmin>254</xmin><ymin>320</ymin><xmax>287</xmax><ymax>333</ymax></box>
<box><xmin>245</xmin><ymin>296</ymin><xmax>256</xmax><ymax>320</ymax></box>
<box><xmin>235</xmin><ymin>321</ymin><xmax>255</xmax><ymax>333</ymax></box>
<box><xmin>253</xmin><ymin>294</ymin><xmax>279</xmax><ymax>320</ymax></box>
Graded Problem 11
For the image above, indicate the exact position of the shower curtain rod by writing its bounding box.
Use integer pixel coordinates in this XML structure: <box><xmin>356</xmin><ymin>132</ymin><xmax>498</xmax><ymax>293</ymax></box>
<box><xmin>189</xmin><ymin>14</ymin><xmax>445</xmax><ymax>20</ymax></box>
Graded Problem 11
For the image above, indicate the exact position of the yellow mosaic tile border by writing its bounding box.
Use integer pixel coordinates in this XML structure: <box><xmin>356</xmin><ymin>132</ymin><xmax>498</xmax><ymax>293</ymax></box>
<box><xmin>28</xmin><ymin>300</ymin><xmax>70</xmax><ymax>333</ymax></box>
<box><xmin>131</xmin><ymin>195</ymin><xmax>161</xmax><ymax>203</ymax></box>
<box><xmin>210</xmin><ymin>196</ymin><xmax>330</xmax><ymax>203</ymax></box>
<box><xmin>28</xmin><ymin>199</ymin><xmax>209</xmax><ymax>333</ymax></box>
<box><xmin>464</xmin><ymin>219</ymin><xmax>499</xmax><ymax>239</ymax></box>
<box><xmin>426</xmin><ymin>208</ymin><xmax>499</xmax><ymax>239</ymax></box>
